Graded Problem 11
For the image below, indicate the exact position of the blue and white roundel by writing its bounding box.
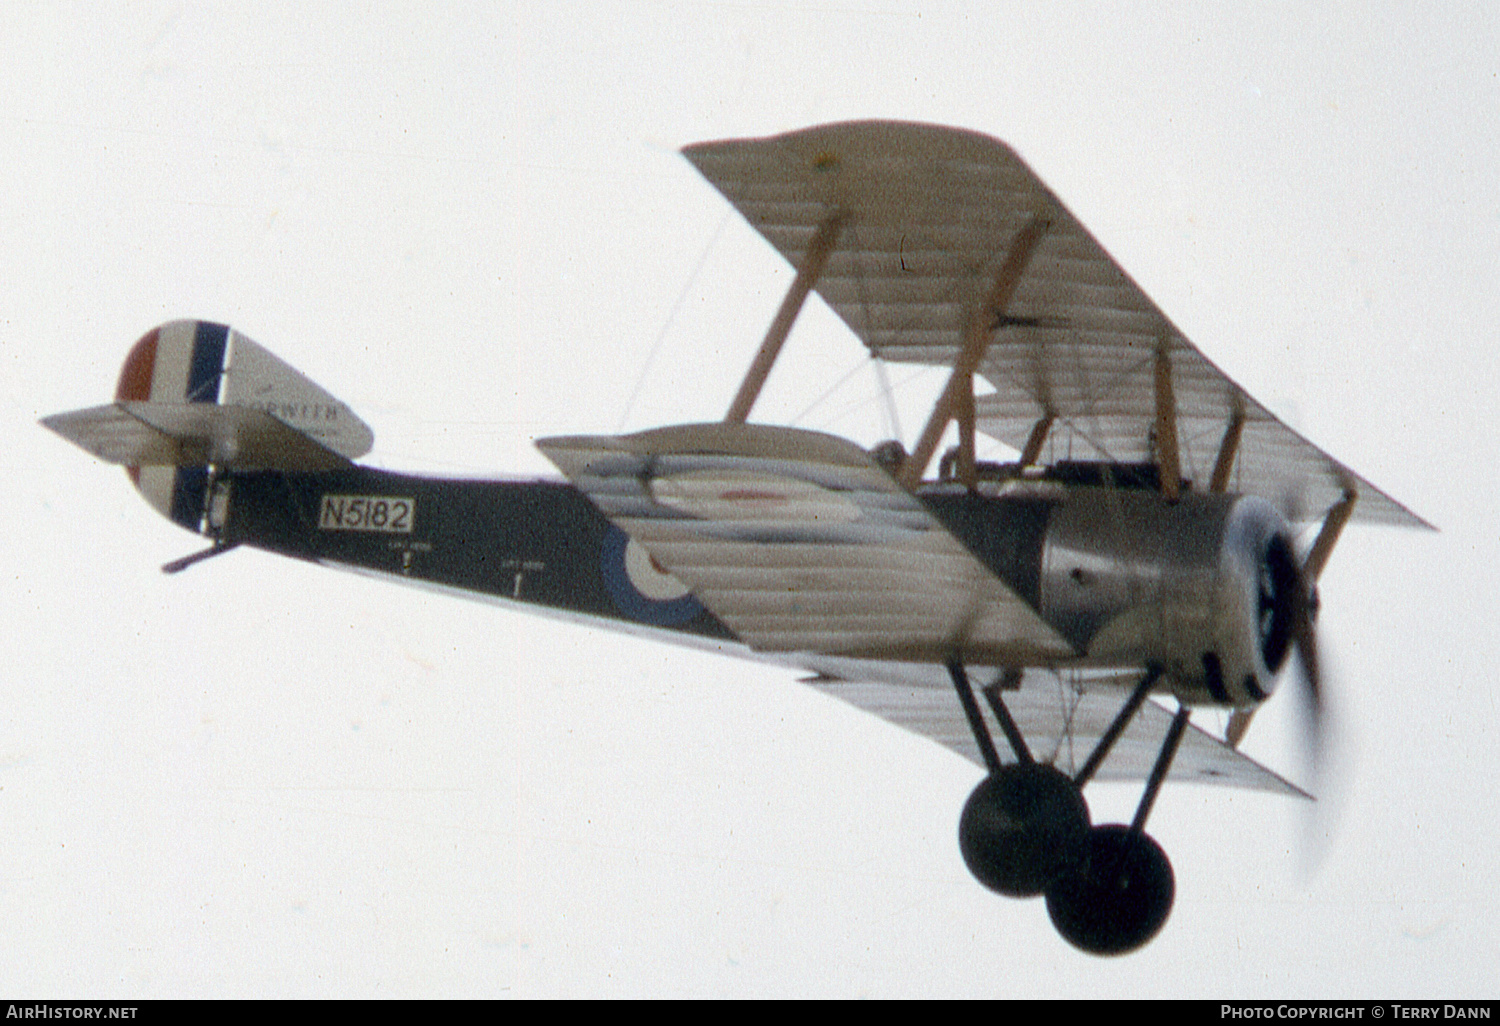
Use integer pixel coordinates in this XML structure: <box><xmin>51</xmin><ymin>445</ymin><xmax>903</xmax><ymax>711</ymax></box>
<box><xmin>599</xmin><ymin>525</ymin><xmax>704</xmax><ymax>626</ymax></box>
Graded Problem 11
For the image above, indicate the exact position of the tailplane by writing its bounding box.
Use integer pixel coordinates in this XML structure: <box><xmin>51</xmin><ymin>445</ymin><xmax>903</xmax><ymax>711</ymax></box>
<box><xmin>42</xmin><ymin>320</ymin><xmax>373</xmax><ymax>532</ymax></box>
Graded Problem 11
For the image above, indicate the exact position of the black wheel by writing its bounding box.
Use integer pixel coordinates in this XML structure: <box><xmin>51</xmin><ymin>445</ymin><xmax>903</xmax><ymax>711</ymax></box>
<box><xmin>1045</xmin><ymin>823</ymin><xmax>1175</xmax><ymax>956</ymax></box>
<box><xmin>959</xmin><ymin>763</ymin><xmax>1090</xmax><ymax>897</ymax></box>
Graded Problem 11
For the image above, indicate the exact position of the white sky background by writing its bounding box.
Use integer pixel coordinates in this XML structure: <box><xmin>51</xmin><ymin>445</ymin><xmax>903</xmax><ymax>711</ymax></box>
<box><xmin>2</xmin><ymin>1</ymin><xmax>1496</xmax><ymax>998</ymax></box>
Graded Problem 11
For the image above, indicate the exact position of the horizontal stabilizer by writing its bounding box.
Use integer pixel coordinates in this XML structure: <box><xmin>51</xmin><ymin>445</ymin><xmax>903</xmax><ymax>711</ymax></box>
<box><xmin>42</xmin><ymin>401</ymin><xmax>354</xmax><ymax>472</ymax></box>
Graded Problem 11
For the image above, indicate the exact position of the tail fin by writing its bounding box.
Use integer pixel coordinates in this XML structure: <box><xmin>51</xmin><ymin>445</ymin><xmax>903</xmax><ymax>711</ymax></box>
<box><xmin>43</xmin><ymin>320</ymin><xmax>373</xmax><ymax>531</ymax></box>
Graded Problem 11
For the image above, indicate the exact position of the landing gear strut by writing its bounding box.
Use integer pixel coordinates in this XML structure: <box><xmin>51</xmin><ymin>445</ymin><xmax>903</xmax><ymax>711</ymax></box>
<box><xmin>948</xmin><ymin>660</ymin><xmax>1189</xmax><ymax>956</ymax></box>
<box><xmin>948</xmin><ymin>661</ymin><xmax>1089</xmax><ymax>896</ymax></box>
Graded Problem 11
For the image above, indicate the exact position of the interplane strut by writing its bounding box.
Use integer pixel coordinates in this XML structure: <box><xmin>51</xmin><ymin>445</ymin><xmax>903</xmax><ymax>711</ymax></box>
<box><xmin>1210</xmin><ymin>410</ymin><xmax>1246</xmax><ymax>492</ymax></box>
<box><xmin>725</xmin><ymin>213</ymin><xmax>845</xmax><ymax>424</ymax></box>
<box><xmin>1303</xmin><ymin>491</ymin><xmax>1358</xmax><ymax>582</ymax></box>
<box><xmin>899</xmin><ymin>216</ymin><xmax>1050</xmax><ymax>490</ymax></box>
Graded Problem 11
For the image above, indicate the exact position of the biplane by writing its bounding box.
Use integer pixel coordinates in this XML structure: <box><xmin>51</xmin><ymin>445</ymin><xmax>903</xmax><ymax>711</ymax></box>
<box><xmin>43</xmin><ymin>121</ymin><xmax>1430</xmax><ymax>955</ymax></box>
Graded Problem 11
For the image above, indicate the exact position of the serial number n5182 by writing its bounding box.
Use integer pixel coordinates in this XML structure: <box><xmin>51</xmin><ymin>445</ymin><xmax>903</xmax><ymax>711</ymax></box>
<box><xmin>318</xmin><ymin>495</ymin><xmax>415</xmax><ymax>533</ymax></box>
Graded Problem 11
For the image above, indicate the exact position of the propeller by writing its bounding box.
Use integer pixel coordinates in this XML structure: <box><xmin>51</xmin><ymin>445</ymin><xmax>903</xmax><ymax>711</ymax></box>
<box><xmin>1229</xmin><ymin>531</ymin><xmax>1325</xmax><ymax>782</ymax></box>
<box><xmin>1273</xmin><ymin>488</ymin><xmax>1348</xmax><ymax>776</ymax></box>
<box><xmin>1289</xmin><ymin>547</ymin><xmax>1354</xmax><ymax>877</ymax></box>
<box><xmin>1287</xmin><ymin>551</ymin><xmax>1325</xmax><ymax>779</ymax></box>
<box><xmin>1231</xmin><ymin>530</ymin><xmax>1338</xmax><ymax>871</ymax></box>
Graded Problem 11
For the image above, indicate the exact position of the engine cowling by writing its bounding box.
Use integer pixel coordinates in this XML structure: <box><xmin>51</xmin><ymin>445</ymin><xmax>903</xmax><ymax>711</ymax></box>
<box><xmin>1035</xmin><ymin>487</ymin><xmax>1297</xmax><ymax>707</ymax></box>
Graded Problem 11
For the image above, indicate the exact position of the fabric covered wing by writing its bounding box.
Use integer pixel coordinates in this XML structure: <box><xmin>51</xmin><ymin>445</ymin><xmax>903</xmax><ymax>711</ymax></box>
<box><xmin>684</xmin><ymin>120</ymin><xmax>1429</xmax><ymax>529</ymax></box>
<box><xmin>807</xmin><ymin>668</ymin><xmax>1308</xmax><ymax>797</ymax></box>
<box><xmin>537</xmin><ymin>423</ymin><xmax>1074</xmax><ymax>664</ymax></box>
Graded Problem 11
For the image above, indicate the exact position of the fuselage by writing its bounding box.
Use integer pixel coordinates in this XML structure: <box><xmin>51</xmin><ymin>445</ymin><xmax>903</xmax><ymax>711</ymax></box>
<box><xmin>213</xmin><ymin>464</ymin><xmax>1293</xmax><ymax>709</ymax></box>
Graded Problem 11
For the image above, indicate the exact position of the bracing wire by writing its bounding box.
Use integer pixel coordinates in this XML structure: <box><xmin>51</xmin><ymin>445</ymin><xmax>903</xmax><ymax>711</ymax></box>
<box><xmin>788</xmin><ymin>356</ymin><xmax>874</xmax><ymax>428</ymax></box>
<box><xmin>616</xmin><ymin>210</ymin><xmax>731</xmax><ymax>431</ymax></box>
<box><xmin>800</xmin><ymin>360</ymin><xmax>943</xmax><ymax>435</ymax></box>
<box><xmin>873</xmin><ymin>357</ymin><xmax>902</xmax><ymax>442</ymax></box>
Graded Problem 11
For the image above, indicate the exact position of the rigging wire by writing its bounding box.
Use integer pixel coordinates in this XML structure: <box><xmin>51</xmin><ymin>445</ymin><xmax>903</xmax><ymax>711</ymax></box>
<box><xmin>787</xmin><ymin>355</ymin><xmax>875</xmax><ymax>428</ymax></box>
<box><xmin>873</xmin><ymin>357</ymin><xmax>902</xmax><ymax>442</ymax></box>
<box><xmin>616</xmin><ymin>210</ymin><xmax>730</xmax><ymax>431</ymax></box>
<box><xmin>802</xmin><ymin>360</ymin><xmax>942</xmax><ymax>435</ymax></box>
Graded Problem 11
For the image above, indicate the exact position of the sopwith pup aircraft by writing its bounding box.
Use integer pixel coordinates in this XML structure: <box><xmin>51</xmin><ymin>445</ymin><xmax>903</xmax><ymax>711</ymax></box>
<box><xmin>44</xmin><ymin>121</ymin><xmax>1430</xmax><ymax>954</ymax></box>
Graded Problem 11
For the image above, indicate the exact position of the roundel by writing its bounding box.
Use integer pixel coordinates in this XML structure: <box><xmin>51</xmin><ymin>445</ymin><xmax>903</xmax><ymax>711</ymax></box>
<box><xmin>599</xmin><ymin>525</ymin><xmax>704</xmax><ymax>626</ymax></box>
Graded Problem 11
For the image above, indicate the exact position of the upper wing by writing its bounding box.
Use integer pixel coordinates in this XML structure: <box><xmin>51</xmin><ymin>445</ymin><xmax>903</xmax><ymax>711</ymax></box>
<box><xmin>684</xmin><ymin>120</ymin><xmax>1430</xmax><ymax>529</ymax></box>
<box><xmin>538</xmin><ymin>422</ymin><xmax>1074</xmax><ymax>665</ymax></box>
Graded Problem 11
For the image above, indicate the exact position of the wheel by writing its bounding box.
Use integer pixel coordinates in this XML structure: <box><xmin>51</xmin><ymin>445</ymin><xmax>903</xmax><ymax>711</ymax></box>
<box><xmin>958</xmin><ymin>763</ymin><xmax>1090</xmax><ymax>897</ymax></box>
<box><xmin>1045</xmin><ymin>824</ymin><xmax>1175</xmax><ymax>956</ymax></box>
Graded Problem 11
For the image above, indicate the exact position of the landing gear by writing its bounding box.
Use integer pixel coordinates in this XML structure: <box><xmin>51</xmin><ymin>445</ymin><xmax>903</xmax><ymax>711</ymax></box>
<box><xmin>948</xmin><ymin>661</ymin><xmax>1189</xmax><ymax>956</ymax></box>
<box><xmin>959</xmin><ymin>763</ymin><xmax>1089</xmax><ymax>896</ymax></box>
<box><xmin>1046</xmin><ymin>824</ymin><xmax>1174</xmax><ymax>955</ymax></box>
<box><xmin>947</xmin><ymin>660</ymin><xmax>1090</xmax><ymax>896</ymax></box>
